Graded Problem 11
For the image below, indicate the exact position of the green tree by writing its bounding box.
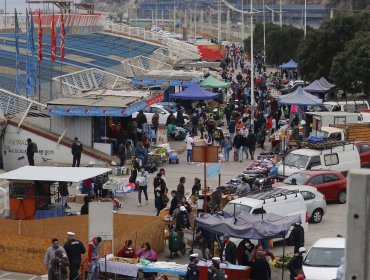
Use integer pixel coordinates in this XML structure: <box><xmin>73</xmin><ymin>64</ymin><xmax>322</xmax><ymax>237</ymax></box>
<box><xmin>331</xmin><ymin>32</ymin><xmax>370</xmax><ymax>94</ymax></box>
<box><xmin>297</xmin><ymin>15</ymin><xmax>358</xmax><ymax>80</ymax></box>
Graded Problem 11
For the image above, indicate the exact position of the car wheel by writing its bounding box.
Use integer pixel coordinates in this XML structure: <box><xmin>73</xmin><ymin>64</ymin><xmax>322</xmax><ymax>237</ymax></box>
<box><xmin>311</xmin><ymin>209</ymin><xmax>323</xmax><ymax>223</ymax></box>
<box><xmin>337</xmin><ymin>190</ymin><xmax>347</xmax><ymax>204</ymax></box>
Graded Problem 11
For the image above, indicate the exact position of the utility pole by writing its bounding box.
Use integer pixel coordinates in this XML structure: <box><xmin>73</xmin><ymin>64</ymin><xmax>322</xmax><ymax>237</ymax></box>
<box><xmin>173</xmin><ymin>7</ymin><xmax>176</xmax><ymax>33</ymax></box>
<box><xmin>226</xmin><ymin>9</ymin><xmax>230</xmax><ymax>41</ymax></box>
<box><xmin>304</xmin><ymin>0</ymin><xmax>307</xmax><ymax>37</ymax></box>
<box><xmin>263</xmin><ymin>0</ymin><xmax>266</xmax><ymax>63</ymax></box>
<box><xmin>218</xmin><ymin>0</ymin><xmax>221</xmax><ymax>43</ymax></box>
<box><xmin>241</xmin><ymin>0</ymin><xmax>244</xmax><ymax>46</ymax></box>
<box><xmin>279</xmin><ymin>0</ymin><xmax>282</xmax><ymax>28</ymax></box>
<box><xmin>200</xmin><ymin>10</ymin><xmax>204</xmax><ymax>35</ymax></box>
<box><xmin>250</xmin><ymin>0</ymin><xmax>255</xmax><ymax>110</ymax></box>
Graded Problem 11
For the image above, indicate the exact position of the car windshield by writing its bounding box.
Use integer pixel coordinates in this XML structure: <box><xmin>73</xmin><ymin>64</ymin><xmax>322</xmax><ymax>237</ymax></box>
<box><xmin>283</xmin><ymin>173</ymin><xmax>311</xmax><ymax>185</ymax></box>
<box><xmin>160</xmin><ymin>103</ymin><xmax>177</xmax><ymax>113</ymax></box>
<box><xmin>303</xmin><ymin>247</ymin><xmax>344</xmax><ymax>267</ymax></box>
<box><xmin>223</xmin><ymin>203</ymin><xmax>252</xmax><ymax>217</ymax></box>
<box><xmin>284</xmin><ymin>154</ymin><xmax>309</xmax><ymax>169</ymax></box>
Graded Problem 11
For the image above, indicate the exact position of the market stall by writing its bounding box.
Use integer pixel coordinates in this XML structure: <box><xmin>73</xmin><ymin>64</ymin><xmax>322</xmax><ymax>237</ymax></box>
<box><xmin>0</xmin><ymin>166</ymin><xmax>111</xmax><ymax>220</ymax></box>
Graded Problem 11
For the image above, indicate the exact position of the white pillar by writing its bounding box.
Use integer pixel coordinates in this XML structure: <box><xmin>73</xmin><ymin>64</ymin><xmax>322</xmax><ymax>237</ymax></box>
<box><xmin>279</xmin><ymin>0</ymin><xmax>282</xmax><ymax>28</ymax></box>
<box><xmin>200</xmin><ymin>10</ymin><xmax>204</xmax><ymax>34</ymax></box>
<box><xmin>250</xmin><ymin>0</ymin><xmax>254</xmax><ymax>108</ymax></box>
<box><xmin>173</xmin><ymin>8</ymin><xmax>176</xmax><ymax>33</ymax></box>
<box><xmin>226</xmin><ymin>9</ymin><xmax>231</xmax><ymax>41</ymax></box>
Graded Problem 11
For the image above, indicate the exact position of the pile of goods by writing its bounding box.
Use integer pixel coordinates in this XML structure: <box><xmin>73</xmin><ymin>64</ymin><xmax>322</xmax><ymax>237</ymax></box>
<box><xmin>109</xmin><ymin>257</ymin><xmax>139</xmax><ymax>264</ymax></box>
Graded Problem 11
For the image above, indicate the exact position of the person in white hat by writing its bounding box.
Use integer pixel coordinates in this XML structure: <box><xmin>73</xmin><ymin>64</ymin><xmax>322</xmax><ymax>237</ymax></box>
<box><xmin>175</xmin><ymin>205</ymin><xmax>191</xmax><ymax>254</ymax></box>
<box><xmin>63</xmin><ymin>232</ymin><xmax>86</xmax><ymax>280</ymax></box>
<box><xmin>209</xmin><ymin>257</ymin><xmax>226</xmax><ymax>279</ymax></box>
<box><xmin>184</xmin><ymin>253</ymin><xmax>199</xmax><ymax>280</ymax></box>
<box><xmin>288</xmin><ymin>247</ymin><xmax>306</xmax><ymax>280</ymax></box>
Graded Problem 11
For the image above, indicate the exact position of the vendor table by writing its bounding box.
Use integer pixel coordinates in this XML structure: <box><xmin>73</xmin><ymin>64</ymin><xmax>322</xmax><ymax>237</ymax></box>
<box><xmin>35</xmin><ymin>205</ymin><xmax>64</xmax><ymax>219</ymax></box>
<box><xmin>99</xmin><ymin>258</ymin><xmax>138</xmax><ymax>278</ymax></box>
<box><xmin>103</xmin><ymin>178</ymin><xmax>130</xmax><ymax>195</ymax></box>
<box><xmin>197</xmin><ymin>261</ymin><xmax>251</xmax><ymax>280</ymax></box>
<box><xmin>142</xmin><ymin>262</ymin><xmax>187</xmax><ymax>276</ymax></box>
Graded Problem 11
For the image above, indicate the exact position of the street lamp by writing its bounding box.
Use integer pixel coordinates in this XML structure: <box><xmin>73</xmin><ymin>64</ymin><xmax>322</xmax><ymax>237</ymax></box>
<box><xmin>304</xmin><ymin>0</ymin><xmax>307</xmax><ymax>37</ymax></box>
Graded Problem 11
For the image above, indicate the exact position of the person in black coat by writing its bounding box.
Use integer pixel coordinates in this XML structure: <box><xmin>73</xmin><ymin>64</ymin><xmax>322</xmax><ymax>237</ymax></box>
<box><xmin>153</xmin><ymin>173</ymin><xmax>166</xmax><ymax>216</ymax></box>
<box><xmin>71</xmin><ymin>137</ymin><xmax>83</xmax><ymax>167</ymax></box>
<box><xmin>291</xmin><ymin>223</ymin><xmax>305</xmax><ymax>254</ymax></box>
<box><xmin>26</xmin><ymin>138</ymin><xmax>37</xmax><ymax>166</ymax></box>
<box><xmin>246</xmin><ymin>131</ymin><xmax>257</xmax><ymax>160</ymax></box>
<box><xmin>219</xmin><ymin>234</ymin><xmax>237</xmax><ymax>264</ymax></box>
<box><xmin>250</xmin><ymin>251</ymin><xmax>271</xmax><ymax>280</ymax></box>
<box><xmin>169</xmin><ymin>190</ymin><xmax>181</xmax><ymax>215</ymax></box>
<box><xmin>288</xmin><ymin>247</ymin><xmax>305</xmax><ymax>280</ymax></box>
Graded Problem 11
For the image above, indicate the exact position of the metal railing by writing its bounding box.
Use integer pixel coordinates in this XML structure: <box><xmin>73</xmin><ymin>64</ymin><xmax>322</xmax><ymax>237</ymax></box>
<box><xmin>0</xmin><ymin>88</ymin><xmax>65</xmax><ymax>135</ymax></box>
<box><xmin>105</xmin><ymin>21</ymin><xmax>200</xmax><ymax>60</ymax></box>
<box><xmin>52</xmin><ymin>68</ymin><xmax>134</xmax><ymax>97</ymax></box>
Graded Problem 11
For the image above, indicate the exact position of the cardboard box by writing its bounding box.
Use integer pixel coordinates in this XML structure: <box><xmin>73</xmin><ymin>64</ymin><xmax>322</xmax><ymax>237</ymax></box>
<box><xmin>67</xmin><ymin>195</ymin><xmax>75</xmax><ymax>203</ymax></box>
<box><xmin>75</xmin><ymin>194</ymin><xmax>86</xmax><ymax>204</ymax></box>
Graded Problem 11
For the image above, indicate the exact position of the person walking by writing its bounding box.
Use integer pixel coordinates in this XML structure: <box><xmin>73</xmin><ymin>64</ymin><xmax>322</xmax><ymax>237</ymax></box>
<box><xmin>59</xmin><ymin>182</ymin><xmax>70</xmax><ymax>210</ymax></box>
<box><xmin>87</xmin><ymin>237</ymin><xmax>102</xmax><ymax>280</ymax></box>
<box><xmin>63</xmin><ymin>232</ymin><xmax>86</xmax><ymax>280</ymax></box>
<box><xmin>219</xmin><ymin>234</ymin><xmax>237</xmax><ymax>264</ymax></box>
<box><xmin>288</xmin><ymin>247</ymin><xmax>306</xmax><ymax>280</ymax></box>
<box><xmin>246</xmin><ymin>131</ymin><xmax>257</xmax><ymax>160</ymax></box>
<box><xmin>185</xmin><ymin>134</ymin><xmax>194</xmax><ymax>164</ymax></box>
<box><xmin>117</xmin><ymin>141</ymin><xmax>127</xmax><ymax>167</ymax></box>
<box><xmin>232</xmin><ymin>131</ymin><xmax>244</xmax><ymax>162</ymax></box>
<box><xmin>136</xmin><ymin>166</ymin><xmax>149</xmax><ymax>207</ymax></box>
<box><xmin>191</xmin><ymin>112</ymin><xmax>199</xmax><ymax>136</ymax></box>
<box><xmin>44</xmin><ymin>238</ymin><xmax>67</xmax><ymax>269</ymax></box>
<box><xmin>177</xmin><ymin>177</ymin><xmax>186</xmax><ymax>199</ymax></box>
<box><xmin>176</xmin><ymin>206</ymin><xmax>191</xmax><ymax>253</ymax></box>
<box><xmin>250</xmin><ymin>251</ymin><xmax>271</xmax><ymax>280</ymax></box>
<box><xmin>26</xmin><ymin>138</ymin><xmax>37</xmax><ymax>166</ymax></box>
<box><xmin>291</xmin><ymin>223</ymin><xmax>305</xmax><ymax>254</ymax></box>
<box><xmin>185</xmin><ymin>253</ymin><xmax>200</xmax><ymax>280</ymax></box>
<box><xmin>152</xmin><ymin>110</ymin><xmax>160</xmax><ymax>139</ymax></box>
<box><xmin>153</xmin><ymin>173</ymin><xmax>166</xmax><ymax>216</ymax></box>
<box><xmin>71</xmin><ymin>137</ymin><xmax>83</xmax><ymax>167</ymax></box>
<box><xmin>48</xmin><ymin>250</ymin><xmax>70</xmax><ymax>280</ymax></box>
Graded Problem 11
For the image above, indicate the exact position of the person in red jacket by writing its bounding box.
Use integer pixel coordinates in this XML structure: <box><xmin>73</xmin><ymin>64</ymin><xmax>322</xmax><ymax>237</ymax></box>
<box><xmin>87</xmin><ymin>237</ymin><xmax>102</xmax><ymax>280</ymax></box>
<box><xmin>117</xmin><ymin>240</ymin><xmax>135</xmax><ymax>258</ymax></box>
<box><xmin>252</xmin><ymin>244</ymin><xmax>275</xmax><ymax>262</ymax></box>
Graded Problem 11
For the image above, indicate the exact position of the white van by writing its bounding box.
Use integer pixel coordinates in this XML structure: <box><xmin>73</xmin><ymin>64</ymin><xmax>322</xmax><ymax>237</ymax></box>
<box><xmin>278</xmin><ymin>143</ymin><xmax>361</xmax><ymax>178</ymax></box>
<box><xmin>223</xmin><ymin>188</ymin><xmax>308</xmax><ymax>239</ymax></box>
<box><xmin>323</xmin><ymin>100</ymin><xmax>369</xmax><ymax>113</ymax></box>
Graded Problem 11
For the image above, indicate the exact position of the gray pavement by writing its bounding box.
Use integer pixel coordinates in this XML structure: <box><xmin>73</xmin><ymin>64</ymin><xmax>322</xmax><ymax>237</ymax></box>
<box><xmin>0</xmin><ymin>140</ymin><xmax>347</xmax><ymax>279</ymax></box>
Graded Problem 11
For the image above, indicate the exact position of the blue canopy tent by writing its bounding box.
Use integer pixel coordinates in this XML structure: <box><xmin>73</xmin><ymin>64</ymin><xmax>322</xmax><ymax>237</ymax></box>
<box><xmin>304</xmin><ymin>80</ymin><xmax>331</xmax><ymax>93</ymax></box>
<box><xmin>277</xmin><ymin>59</ymin><xmax>298</xmax><ymax>69</ymax></box>
<box><xmin>278</xmin><ymin>86</ymin><xmax>322</xmax><ymax>106</ymax></box>
<box><xmin>169</xmin><ymin>83</ymin><xmax>220</xmax><ymax>100</ymax></box>
<box><xmin>318</xmin><ymin>77</ymin><xmax>336</xmax><ymax>89</ymax></box>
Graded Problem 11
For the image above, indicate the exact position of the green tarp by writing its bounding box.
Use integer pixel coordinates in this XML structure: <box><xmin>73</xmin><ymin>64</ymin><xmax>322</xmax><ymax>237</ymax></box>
<box><xmin>199</xmin><ymin>75</ymin><xmax>230</xmax><ymax>89</ymax></box>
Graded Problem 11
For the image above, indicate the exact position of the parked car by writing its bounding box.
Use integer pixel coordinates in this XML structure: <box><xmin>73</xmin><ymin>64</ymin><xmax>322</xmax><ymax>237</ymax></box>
<box><xmin>278</xmin><ymin>185</ymin><xmax>327</xmax><ymax>223</ymax></box>
<box><xmin>223</xmin><ymin>187</ymin><xmax>309</xmax><ymax>240</ymax></box>
<box><xmin>277</xmin><ymin>170</ymin><xmax>347</xmax><ymax>204</ymax></box>
<box><xmin>158</xmin><ymin>102</ymin><xmax>185</xmax><ymax>113</ymax></box>
<box><xmin>280</xmin><ymin>80</ymin><xmax>308</xmax><ymax>94</ymax></box>
<box><xmin>303</xmin><ymin>237</ymin><xmax>345</xmax><ymax>280</ymax></box>
<box><xmin>132</xmin><ymin>104</ymin><xmax>189</xmax><ymax>126</ymax></box>
<box><xmin>355</xmin><ymin>141</ymin><xmax>370</xmax><ymax>168</ymax></box>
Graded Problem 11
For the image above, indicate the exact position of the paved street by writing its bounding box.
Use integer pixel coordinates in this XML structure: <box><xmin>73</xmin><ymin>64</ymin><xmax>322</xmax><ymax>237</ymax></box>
<box><xmin>0</xmin><ymin>141</ymin><xmax>347</xmax><ymax>279</ymax></box>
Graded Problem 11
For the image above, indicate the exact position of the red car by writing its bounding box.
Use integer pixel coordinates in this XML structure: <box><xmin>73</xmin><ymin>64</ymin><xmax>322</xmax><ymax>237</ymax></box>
<box><xmin>277</xmin><ymin>170</ymin><xmax>347</xmax><ymax>203</ymax></box>
<box><xmin>355</xmin><ymin>141</ymin><xmax>370</xmax><ymax>168</ymax></box>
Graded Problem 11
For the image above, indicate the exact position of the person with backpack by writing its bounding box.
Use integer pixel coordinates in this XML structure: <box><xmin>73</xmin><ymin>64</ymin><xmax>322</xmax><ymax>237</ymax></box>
<box><xmin>26</xmin><ymin>138</ymin><xmax>37</xmax><ymax>166</ymax></box>
<box><xmin>48</xmin><ymin>249</ymin><xmax>70</xmax><ymax>280</ymax></box>
<box><xmin>213</xmin><ymin>127</ymin><xmax>224</xmax><ymax>150</ymax></box>
<box><xmin>71</xmin><ymin>137</ymin><xmax>83</xmax><ymax>167</ymax></box>
<box><xmin>176</xmin><ymin>206</ymin><xmax>191</xmax><ymax>253</ymax></box>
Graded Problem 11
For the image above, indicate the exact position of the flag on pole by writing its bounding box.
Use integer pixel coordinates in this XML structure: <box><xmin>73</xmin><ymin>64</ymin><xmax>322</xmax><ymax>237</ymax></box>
<box><xmin>60</xmin><ymin>12</ymin><xmax>65</xmax><ymax>61</ymax></box>
<box><xmin>38</xmin><ymin>9</ymin><xmax>43</xmax><ymax>62</ymax></box>
<box><xmin>29</xmin><ymin>10</ymin><xmax>38</xmax><ymax>95</ymax></box>
<box><xmin>26</xmin><ymin>9</ymin><xmax>32</xmax><ymax>97</ymax></box>
<box><xmin>51</xmin><ymin>12</ymin><xmax>57</xmax><ymax>62</ymax></box>
<box><xmin>15</xmin><ymin>9</ymin><xmax>21</xmax><ymax>95</ymax></box>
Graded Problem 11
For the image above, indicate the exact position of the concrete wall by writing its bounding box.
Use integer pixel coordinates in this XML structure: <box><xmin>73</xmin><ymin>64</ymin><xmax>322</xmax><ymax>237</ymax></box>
<box><xmin>2</xmin><ymin>122</ymin><xmax>104</xmax><ymax>171</ymax></box>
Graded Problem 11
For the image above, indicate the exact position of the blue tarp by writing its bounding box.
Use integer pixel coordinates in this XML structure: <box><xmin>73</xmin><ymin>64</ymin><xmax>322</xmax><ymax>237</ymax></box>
<box><xmin>278</xmin><ymin>86</ymin><xmax>322</xmax><ymax>106</ymax></box>
<box><xmin>277</xmin><ymin>59</ymin><xmax>298</xmax><ymax>69</ymax></box>
<box><xmin>169</xmin><ymin>83</ymin><xmax>220</xmax><ymax>100</ymax></box>
<box><xmin>318</xmin><ymin>77</ymin><xmax>336</xmax><ymax>89</ymax></box>
<box><xmin>304</xmin><ymin>79</ymin><xmax>331</xmax><ymax>93</ymax></box>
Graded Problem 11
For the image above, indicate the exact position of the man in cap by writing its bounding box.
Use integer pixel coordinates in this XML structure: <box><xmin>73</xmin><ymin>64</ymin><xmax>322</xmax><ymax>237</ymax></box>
<box><xmin>176</xmin><ymin>205</ymin><xmax>191</xmax><ymax>254</ymax></box>
<box><xmin>219</xmin><ymin>234</ymin><xmax>237</xmax><ymax>264</ymax></box>
<box><xmin>184</xmin><ymin>253</ymin><xmax>200</xmax><ymax>280</ymax></box>
<box><xmin>64</xmin><ymin>232</ymin><xmax>86</xmax><ymax>280</ymax></box>
<box><xmin>288</xmin><ymin>247</ymin><xmax>306</xmax><ymax>280</ymax></box>
<box><xmin>208</xmin><ymin>257</ymin><xmax>226</xmax><ymax>280</ymax></box>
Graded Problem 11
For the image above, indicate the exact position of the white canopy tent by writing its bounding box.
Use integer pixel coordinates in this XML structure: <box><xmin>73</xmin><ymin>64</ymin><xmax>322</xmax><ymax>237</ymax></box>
<box><xmin>0</xmin><ymin>166</ymin><xmax>111</xmax><ymax>182</ymax></box>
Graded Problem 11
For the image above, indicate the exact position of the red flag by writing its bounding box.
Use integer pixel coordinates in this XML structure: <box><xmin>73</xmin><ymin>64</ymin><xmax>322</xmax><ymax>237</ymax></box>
<box><xmin>60</xmin><ymin>12</ymin><xmax>65</xmax><ymax>61</ymax></box>
<box><xmin>51</xmin><ymin>12</ymin><xmax>56</xmax><ymax>62</ymax></box>
<box><xmin>37</xmin><ymin>9</ymin><xmax>42</xmax><ymax>61</ymax></box>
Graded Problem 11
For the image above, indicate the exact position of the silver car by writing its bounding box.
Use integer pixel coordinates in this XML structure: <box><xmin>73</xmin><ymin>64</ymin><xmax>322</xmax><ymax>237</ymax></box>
<box><xmin>278</xmin><ymin>185</ymin><xmax>327</xmax><ymax>223</ymax></box>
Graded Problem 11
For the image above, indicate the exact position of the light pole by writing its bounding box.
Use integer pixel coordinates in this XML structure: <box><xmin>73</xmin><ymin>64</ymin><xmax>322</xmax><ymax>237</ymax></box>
<box><xmin>250</xmin><ymin>0</ymin><xmax>254</xmax><ymax>110</ymax></box>
<box><xmin>263</xmin><ymin>0</ymin><xmax>266</xmax><ymax>64</ymax></box>
<box><xmin>304</xmin><ymin>0</ymin><xmax>307</xmax><ymax>37</ymax></box>
<box><xmin>241</xmin><ymin>0</ymin><xmax>244</xmax><ymax>47</ymax></box>
<box><xmin>279</xmin><ymin>0</ymin><xmax>282</xmax><ymax>28</ymax></box>
<box><xmin>218</xmin><ymin>0</ymin><xmax>221</xmax><ymax>43</ymax></box>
